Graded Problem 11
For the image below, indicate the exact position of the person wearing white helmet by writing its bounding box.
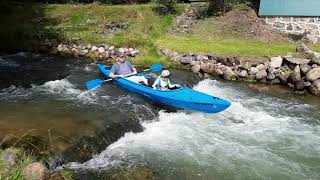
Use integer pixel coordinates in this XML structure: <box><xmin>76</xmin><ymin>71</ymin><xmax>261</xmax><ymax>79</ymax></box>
<box><xmin>152</xmin><ymin>70</ymin><xmax>180</xmax><ymax>90</ymax></box>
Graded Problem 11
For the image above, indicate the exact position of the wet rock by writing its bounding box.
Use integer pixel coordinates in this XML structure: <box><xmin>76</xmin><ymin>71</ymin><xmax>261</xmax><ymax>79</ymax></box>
<box><xmin>256</xmin><ymin>70</ymin><xmax>267</xmax><ymax>80</ymax></box>
<box><xmin>204</xmin><ymin>73</ymin><xmax>211</xmax><ymax>78</ymax></box>
<box><xmin>284</xmin><ymin>57</ymin><xmax>310</xmax><ymax>65</ymax></box>
<box><xmin>309</xmin><ymin>79</ymin><xmax>320</xmax><ymax>96</ymax></box>
<box><xmin>22</xmin><ymin>162</ymin><xmax>49</xmax><ymax>180</ymax></box>
<box><xmin>300</xmin><ymin>64</ymin><xmax>312</xmax><ymax>75</ymax></box>
<box><xmin>222</xmin><ymin>66</ymin><xmax>236</xmax><ymax>80</ymax></box>
<box><xmin>79</xmin><ymin>49</ymin><xmax>89</xmax><ymax>56</ymax></box>
<box><xmin>249</xmin><ymin>67</ymin><xmax>259</xmax><ymax>75</ymax></box>
<box><xmin>239</xmin><ymin>70</ymin><xmax>248</xmax><ymax>77</ymax></box>
<box><xmin>200</xmin><ymin>62</ymin><xmax>213</xmax><ymax>73</ymax></box>
<box><xmin>267</xmin><ymin>73</ymin><xmax>276</xmax><ymax>80</ymax></box>
<box><xmin>306</xmin><ymin>67</ymin><xmax>320</xmax><ymax>81</ymax></box>
<box><xmin>212</xmin><ymin>68</ymin><xmax>223</xmax><ymax>76</ymax></box>
<box><xmin>290</xmin><ymin>65</ymin><xmax>301</xmax><ymax>82</ymax></box>
<box><xmin>270</xmin><ymin>78</ymin><xmax>281</xmax><ymax>84</ymax></box>
<box><xmin>97</xmin><ymin>47</ymin><xmax>105</xmax><ymax>54</ymax></box>
<box><xmin>295</xmin><ymin>80</ymin><xmax>305</xmax><ymax>90</ymax></box>
<box><xmin>191</xmin><ymin>64</ymin><xmax>201</xmax><ymax>73</ymax></box>
<box><xmin>270</xmin><ymin>56</ymin><xmax>283</xmax><ymax>68</ymax></box>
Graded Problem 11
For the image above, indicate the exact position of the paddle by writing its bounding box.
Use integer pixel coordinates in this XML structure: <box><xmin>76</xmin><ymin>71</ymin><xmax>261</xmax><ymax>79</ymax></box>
<box><xmin>86</xmin><ymin>64</ymin><xmax>162</xmax><ymax>90</ymax></box>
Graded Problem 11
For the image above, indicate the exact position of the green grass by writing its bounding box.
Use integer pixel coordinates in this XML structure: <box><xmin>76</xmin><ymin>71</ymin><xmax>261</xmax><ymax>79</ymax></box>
<box><xmin>157</xmin><ymin>35</ymin><xmax>301</xmax><ymax>57</ymax></box>
<box><xmin>0</xmin><ymin>148</ymin><xmax>35</xmax><ymax>179</ymax></box>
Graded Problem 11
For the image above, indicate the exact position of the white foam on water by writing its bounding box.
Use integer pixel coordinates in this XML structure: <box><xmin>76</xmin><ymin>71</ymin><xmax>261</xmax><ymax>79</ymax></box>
<box><xmin>64</xmin><ymin>79</ymin><xmax>320</xmax><ymax>179</ymax></box>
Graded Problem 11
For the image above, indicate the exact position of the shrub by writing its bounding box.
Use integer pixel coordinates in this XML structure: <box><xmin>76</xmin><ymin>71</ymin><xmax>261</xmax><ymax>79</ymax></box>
<box><xmin>153</xmin><ymin>0</ymin><xmax>178</xmax><ymax>15</ymax></box>
<box><xmin>206</xmin><ymin>0</ymin><xmax>259</xmax><ymax>16</ymax></box>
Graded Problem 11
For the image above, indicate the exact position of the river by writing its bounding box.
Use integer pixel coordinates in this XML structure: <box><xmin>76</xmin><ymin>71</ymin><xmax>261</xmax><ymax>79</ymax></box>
<box><xmin>1</xmin><ymin>53</ymin><xmax>320</xmax><ymax>179</ymax></box>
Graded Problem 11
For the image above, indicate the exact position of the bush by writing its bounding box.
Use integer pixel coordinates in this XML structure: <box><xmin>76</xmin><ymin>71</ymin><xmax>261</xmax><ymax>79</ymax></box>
<box><xmin>153</xmin><ymin>0</ymin><xmax>178</xmax><ymax>15</ymax></box>
<box><xmin>206</xmin><ymin>0</ymin><xmax>259</xmax><ymax>16</ymax></box>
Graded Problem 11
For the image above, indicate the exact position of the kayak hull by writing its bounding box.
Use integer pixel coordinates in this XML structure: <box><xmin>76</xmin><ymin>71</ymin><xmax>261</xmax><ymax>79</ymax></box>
<box><xmin>97</xmin><ymin>64</ymin><xmax>231</xmax><ymax>113</ymax></box>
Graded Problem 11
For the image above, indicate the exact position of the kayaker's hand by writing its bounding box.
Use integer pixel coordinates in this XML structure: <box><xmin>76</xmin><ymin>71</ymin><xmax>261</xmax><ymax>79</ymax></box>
<box><xmin>175</xmin><ymin>84</ymin><xmax>180</xmax><ymax>87</ymax></box>
<box><xmin>153</xmin><ymin>87</ymin><xmax>157</xmax><ymax>90</ymax></box>
<box><xmin>118</xmin><ymin>75</ymin><xmax>125</xmax><ymax>78</ymax></box>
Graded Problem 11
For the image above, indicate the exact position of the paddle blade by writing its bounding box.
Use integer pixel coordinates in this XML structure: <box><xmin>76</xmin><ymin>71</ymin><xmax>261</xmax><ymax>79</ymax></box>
<box><xmin>86</xmin><ymin>79</ymin><xmax>104</xmax><ymax>90</ymax></box>
<box><xmin>149</xmin><ymin>64</ymin><xmax>162</xmax><ymax>72</ymax></box>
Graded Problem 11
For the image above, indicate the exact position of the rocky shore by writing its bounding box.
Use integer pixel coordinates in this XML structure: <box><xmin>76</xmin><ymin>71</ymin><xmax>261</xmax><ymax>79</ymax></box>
<box><xmin>160</xmin><ymin>44</ymin><xmax>320</xmax><ymax>96</ymax></box>
<box><xmin>57</xmin><ymin>43</ymin><xmax>139</xmax><ymax>62</ymax></box>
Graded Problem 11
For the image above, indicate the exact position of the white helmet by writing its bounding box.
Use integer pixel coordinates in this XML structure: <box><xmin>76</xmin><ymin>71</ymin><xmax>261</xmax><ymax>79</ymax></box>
<box><xmin>161</xmin><ymin>70</ymin><xmax>170</xmax><ymax>77</ymax></box>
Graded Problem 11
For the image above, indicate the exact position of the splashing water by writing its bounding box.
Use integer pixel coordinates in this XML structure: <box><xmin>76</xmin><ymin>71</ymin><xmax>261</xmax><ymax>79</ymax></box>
<box><xmin>64</xmin><ymin>79</ymin><xmax>320</xmax><ymax>179</ymax></box>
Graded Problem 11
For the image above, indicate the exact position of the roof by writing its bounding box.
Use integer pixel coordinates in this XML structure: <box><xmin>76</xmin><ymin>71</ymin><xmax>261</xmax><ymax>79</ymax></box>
<box><xmin>259</xmin><ymin>0</ymin><xmax>320</xmax><ymax>16</ymax></box>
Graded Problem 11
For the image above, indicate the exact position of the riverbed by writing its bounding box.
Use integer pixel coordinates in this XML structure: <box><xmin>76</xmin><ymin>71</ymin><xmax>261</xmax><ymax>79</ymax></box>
<box><xmin>1</xmin><ymin>53</ymin><xmax>320</xmax><ymax>179</ymax></box>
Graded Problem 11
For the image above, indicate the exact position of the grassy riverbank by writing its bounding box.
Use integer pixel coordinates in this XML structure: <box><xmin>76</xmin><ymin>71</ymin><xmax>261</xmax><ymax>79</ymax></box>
<box><xmin>1</xmin><ymin>1</ymin><xmax>320</xmax><ymax>65</ymax></box>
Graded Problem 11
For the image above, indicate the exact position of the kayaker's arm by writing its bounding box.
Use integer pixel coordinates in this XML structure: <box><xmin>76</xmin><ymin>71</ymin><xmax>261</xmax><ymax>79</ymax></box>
<box><xmin>109</xmin><ymin>72</ymin><xmax>124</xmax><ymax>78</ymax></box>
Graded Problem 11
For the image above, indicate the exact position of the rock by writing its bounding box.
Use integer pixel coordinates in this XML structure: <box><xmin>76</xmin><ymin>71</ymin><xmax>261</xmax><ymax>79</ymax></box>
<box><xmin>128</xmin><ymin>48</ymin><xmax>134</xmax><ymax>52</ymax></box>
<box><xmin>241</xmin><ymin>61</ymin><xmax>252</xmax><ymax>70</ymax></box>
<box><xmin>197</xmin><ymin>72</ymin><xmax>203</xmax><ymax>78</ymax></box>
<box><xmin>300</xmin><ymin>64</ymin><xmax>312</xmax><ymax>75</ymax></box>
<box><xmin>279</xmin><ymin>73</ymin><xmax>290</xmax><ymax>83</ymax></box>
<box><xmin>306</xmin><ymin>67</ymin><xmax>320</xmax><ymax>81</ymax></box>
<box><xmin>190</xmin><ymin>60</ymin><xmax>199</xmax><ymax>66</ymax></box>
<box><xmin>256</xmin><ymin>64</ymin><xmax>267</xmax><ymax>71</ymax></box>
<box><xmin>104</xmin><ymin>51</ymin><xmax>111</xmax><ymax>58</ymax></box>
<box><xmin>249</xmin><ymin>67</ymin><xmax>259</xmax><ymax>75</ymax></box>
<box><xmin>296</xmin><ymin>43</ymin><xmax>314</xmax><ymax>59</ymax></box>
<box><xmin>191</xmin><ymin>64</ymin><xmax>201</xmax><ymax>73</ymax></box>
<box><xmin>255</xmin><ymin>70</ymin><xmax>268</xmax><ymax>80</ymax></box>
<box><xmin>212</xmin><ymin>68</ymin><xmax>223</xmax><ymax>76</ymax></box>
<box><xmin>180</xmin><ymin>56</ymin><xmax>194</xmax><ymax>64</ymax></box>
<box><xmin>109</xmin><ymin>46</ymin><xmax>115</xmax><ymax>51</ymax></box>
<box><xmin>239</xmin><ymin>70</ymin><xmax>248</xmax><ymax>77</ymax></box>
<box><xmin>270</xmin><ymin>56</ymin><xmax>283</xmax><ymax>68</ymax></box>
<box><xmin>222</xmin><ymin>66</ymin><xmax>236</xmax><ymax>80</ymax></box>
<box><xmin>97</xmin><ymin>47</ymin><xmax>105</xmax><ymax>54</ymax></box>
<box><xmin>288</xmin><ymin>83</ymin><xmax>295</xmax><ymax>88</ymax></box>
<box><xmin>118</xmin><ymin>47</ymin><xmax>126</xmax><ymax>54</ymax></box>
<box><xmin>295</xmin><ymin>80</ymin><xmax>305</xmax><ymax>90</ymax></box>
<box><xmin>304</xmin><ymin>81</ymin><xmax>312</xmax><ymax>87</ymax></box>
<box><xmin>204</xmin><ymin>73</ymin><xmax>211</xmax><ymax>78</ymax></box>
<box><xmin>49</xmin><ymin>172</ymin><xmax>65</xmax><ymax>180</ymax></box>
<box><xmin>267</xmin><ymin>73</ymin><xmax>276</xmax><ymax>80</ymax></box>
<box><xmin>2</xmin><ymin>150</ymin><xmax>20</xmax><ymax>165</ymax></box>
<box><xmin>79</xmin><ymin>49</ymin><xmax>89</xmax><ymax>56</ymax></box>
<box><xmin>290</xmin><ymin>65</ymin><xmax>301</xmax><ymax>82</ymax></box>
<box><xmin>200</xmin><ymin>62</ymin><xmax>213</xmax><ymax>74</ymax></box>
<box><xmin>57</xmin><ymin>44</ymin><xmax>63</xmax><ymax>52</ymax></box>
<box><xmin>196</xmin><ymin>55</ymin><xmax>208</xmax><ymax>61</ymax></box>
<box><xmin>309</xmin><ymin>79</ymin><xmax>320</xmax><ymax>96</ymax></box>
<box><xmin>22</xmin><ymin>162</ymin><xmax>49</xmax><ymax>180</ymax></box>
<box><xmin>91</xmin><ymin>46</ymin><xmax>98</xmax><ymax>52</ymax></box>
<box><xmin>270</xmin><ymin>78</ymin><xmax>281</xmax><ymax>84</ymax></box>
<box><xmin>284</xmin><ymin>57</ymin><xmax>310</xmax><ymax>65</ymax></box>
<box><xmin>311</xmin><ymin>52</ymin><xmax>320</xmax><ymax>64</ymax></box>
<box><xmin>87</xmin><ymin>44</ymin><xmax>92</xmax><ymax>49</ymax></box>
<box><xmin>104</xmin><ymin>44</ymin><xmax>110</xmax><ymax>50</ymax></box>
<box><xmin>311</xmin><ymin>64</ymin><xmax>318</xmax><ymax>68</ymax></box>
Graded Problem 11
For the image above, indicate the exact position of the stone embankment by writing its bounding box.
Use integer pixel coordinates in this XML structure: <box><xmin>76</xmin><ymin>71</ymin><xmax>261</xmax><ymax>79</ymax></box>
<box><xmin>57</xmin><ymin>43</ymin><xmax>140</xmax><ymax>61</ymax></box>
<box><xmin>161</xmin><ymin>44</ymin><xmax>320</xmax><ymax>96</ymax></box>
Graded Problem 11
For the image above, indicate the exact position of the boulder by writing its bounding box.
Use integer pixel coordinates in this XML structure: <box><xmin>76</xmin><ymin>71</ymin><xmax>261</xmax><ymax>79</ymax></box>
<box><xmin>222</xmin><ymin>66</ymin><xmax>236</xmax><ymax>80</ymax></box>
<box><xmin>256</xmin><ymin>64</ymin><xmax>267</xmax><ymax>71</ymax></box>
<box><xmin>306</xmin><ymin>67</ymin><xmax>320</xmax><ymax>81</ymax></box>
<box><xmin>86</xmin><ymin>44</ymin><xmax>92</xmax><ymax>49</ymax></box>
<box><xmin>249</xmin><ymin>67</ymin><xmax>259</xmax><ymax>75</ymax></box>
<box><xmin>200</xmin><ymin>62</ymin><xmax>213</xmax><ymax>74</ymax></box>
<box><xmin>97</xmin><ymin>47</ymin><xmax>105</xmax><ymax>54</ymax></box>
<box><xmin>190</xmin><ymin>60</ymin><xmax>200</xmax><ymax>66</ymax></box>
<box><xmin>91</xmin><ymin>46</ymin><xmax>98</xmax><ymax>52</ymax></box>
<box><xmin>296</xmin><ymin>43</ymin><xmax>314</xmax><ymax>59</ymax></box>
<box><xmin>118</xmin><ymin>47</ymin><xmax>126</xmax><ymax>54</ymax></box>
<box><xmin>311</xmin><ymin>64</ymin><xmax>318</xmax><ymax>68</ymax></box>
<box><xmin>191</xmin><ymin>64</ymin><xmax>201</xmax><ymax>73</ymax></box>
<box><xmin>270</xmin><ymin>78</ymin><xmax>281</xmax><ymax>84</ymax></box>
<box><xmin>267</xmin><ymin>73</ymin><xmax>276</xmax><ymax>80</ymax></box>
<box><xmin>311</xmin><ymin>52</ymin><xmax>320</xmax><ymax>64</ymax></box>
<box><xmin>22</xmin><ymin>162</ymin><xmax>49</xmax><ymax>180</ymax></box>
<box><xmin>290</xmin><ymin>65</ymin><xmax>301</xmax><ymax>82</ymax></box>
<box><xmin>212</xmin><ymin>68</ymin><xmax>223</xmax><ymax>76</ymax></box>
<box><xmin>241</xmin><ymin>61</ymin><xmax>252</xmax><ymax>70</ymax></box>
<box><xmin>204</xmin><ymin>73</ymin><xmax>211</xmax><ymax>79</ymax></box>
<box><xmin>79</xmin><ymin>49</ymin><xmax>89</xmax><ymax>56</ymax></box>
<box><xmin>239</xmin><ymin>70</ymin><xmax>248</xmax><ymax>78</ymax></box>
<box><xmin>279</xmin><ymin>73</ymin><xmax>290</xmax><ymax>83</ymax></box>
<box><xmin>309</xmin><ymin>79</ymin><xmax>320</xmax><ymax>96</ymax></box>
<box><xmin>255</xmin><ymin>70</ymin><xmax>268</xmax><ymax>80</ymax></box>
<box><xmin>270</xmin><ymin>56</ymin><xmax>283</xmax><ymax>68</ymax></box>
<box><xmin>57</xmin><ymin>44</ymin><xmax>63</xmax><ymax>52</ymax></box>
<box><xmin>196</xmin><ymin>55</ymin><xmax>208</xmax><ymax>61</ymax></box>
<box><xmin>284</xmin><ymin>57</ymin><xmax>310</xmax><ymax>65</ymax></box>
<box><xmin>109</xmin><ymin>46</ymin><xmax>115</xmax><ymax>51</ymax></box>
<box><xmin>2</xmin><ymin>150</ymin><xmax>20</xmax><ymax>165</ymax></box>
<box><xmin>300</xmin><ymin>64</ymin><xmax>312</xmax><ymax>75</ymax></box>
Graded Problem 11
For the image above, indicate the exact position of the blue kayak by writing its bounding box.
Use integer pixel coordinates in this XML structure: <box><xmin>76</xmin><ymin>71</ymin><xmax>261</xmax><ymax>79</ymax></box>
<box><xmin>97</xmin><ymin>64</ymin><xmax>231</xmax><ymax>113</ymax></box>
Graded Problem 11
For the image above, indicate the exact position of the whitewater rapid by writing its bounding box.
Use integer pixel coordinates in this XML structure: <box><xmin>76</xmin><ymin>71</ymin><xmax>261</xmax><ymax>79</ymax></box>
<box><xmin>63</xmin><ymin>79</ymin><xmax>320</xmax><ymax>179</ymax></box>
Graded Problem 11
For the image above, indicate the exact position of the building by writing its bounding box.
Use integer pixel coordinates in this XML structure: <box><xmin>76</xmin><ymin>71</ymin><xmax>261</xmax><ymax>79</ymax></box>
<box><xmin>259</xmin><ymin>0</ymin><xmax>320</xmax><ymax>43</ymax></box>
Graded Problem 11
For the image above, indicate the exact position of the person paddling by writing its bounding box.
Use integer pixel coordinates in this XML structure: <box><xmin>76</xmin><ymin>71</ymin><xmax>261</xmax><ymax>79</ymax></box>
<box><xmin>152</xmin><ymin>70</ymin><xmax>180</xmax><ymax>90</ymax></box>
<box><xmin>109</xmin><ymin>52</ymin><xmax>148</xmax><ymax>85</ymax></box>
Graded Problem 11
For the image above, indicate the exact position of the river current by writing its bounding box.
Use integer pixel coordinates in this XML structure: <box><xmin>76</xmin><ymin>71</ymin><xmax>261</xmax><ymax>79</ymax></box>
<box><xmin>1</xmin><ymin>53</ymin><xmax>320</xmax><ymax>179</ymax></box>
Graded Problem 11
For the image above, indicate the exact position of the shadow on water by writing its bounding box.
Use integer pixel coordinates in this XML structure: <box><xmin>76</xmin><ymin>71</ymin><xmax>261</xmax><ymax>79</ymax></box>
<box><xmin>0</xmin><ymin>0</ymin><xmax>63</xmax><ymax>52</ymax></box>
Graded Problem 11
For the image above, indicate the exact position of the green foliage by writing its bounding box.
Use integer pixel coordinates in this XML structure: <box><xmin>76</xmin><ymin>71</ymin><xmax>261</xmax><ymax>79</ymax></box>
<box><xmin>206</xmin><ymin>0</ymin><xmax>257</xmax><ymax>16</ymax></box>
<box><xmin>153</xmin><ymin>0</ymin><xmax>178</xmax><ymax>15</ymax></box>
